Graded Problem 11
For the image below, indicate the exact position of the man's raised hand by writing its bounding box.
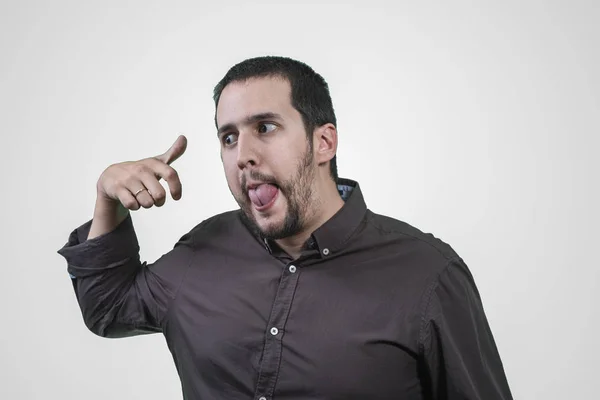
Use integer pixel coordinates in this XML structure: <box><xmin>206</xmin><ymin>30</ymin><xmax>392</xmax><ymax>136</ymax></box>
<box><xmin>96</xmin><ymin>135</ymin><xmax>188</xmax><ymax>211</ymax></box>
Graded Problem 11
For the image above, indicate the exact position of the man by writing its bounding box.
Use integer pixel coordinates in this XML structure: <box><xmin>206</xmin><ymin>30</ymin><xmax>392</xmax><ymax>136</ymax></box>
<box><xmin>58</xmin><ymin>56</ymin><xmax>513</xmax><ymax>399</ymax></box>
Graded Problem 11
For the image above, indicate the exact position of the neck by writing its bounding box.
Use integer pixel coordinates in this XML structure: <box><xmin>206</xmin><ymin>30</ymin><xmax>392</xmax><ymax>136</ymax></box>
<box><xmin>275</xmin><ymin>178</ymin><xmax>344</xmax><ymax>259</ymax></box>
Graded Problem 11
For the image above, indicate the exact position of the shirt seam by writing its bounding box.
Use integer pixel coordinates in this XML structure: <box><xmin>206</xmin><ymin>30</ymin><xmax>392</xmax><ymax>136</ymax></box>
<box><xmin>159</xmin><ymin>214</ymin><xmax>223</xmax><ymax>327</ymax></box>
<box><xmin>417</xmin><ymin>257</ymin><xmax>460</xmax><ymax>354</ymax></box>
<box><xmin>366</xmin><ymin>216</ymin><xmax>456</xmax><ymax>261</ymax></box>
<box><xmin>160</xmin><ymin>245</ymin><xmax>196</xmax><ymax>329</ymax></box>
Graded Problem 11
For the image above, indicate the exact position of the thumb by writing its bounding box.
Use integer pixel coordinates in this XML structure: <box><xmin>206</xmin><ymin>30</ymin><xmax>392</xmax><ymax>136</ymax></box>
<box><xmin>156</xmin><ymin>134</ymin><xmax>188</xmax><ymax>165</ymax></box>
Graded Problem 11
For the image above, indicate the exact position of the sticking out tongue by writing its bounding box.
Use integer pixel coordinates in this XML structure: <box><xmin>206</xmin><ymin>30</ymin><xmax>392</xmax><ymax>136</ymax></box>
<box><xmin>248</xmin><ymin>184</ymin><xmax>278</xmax><ymax>207</ymax></box>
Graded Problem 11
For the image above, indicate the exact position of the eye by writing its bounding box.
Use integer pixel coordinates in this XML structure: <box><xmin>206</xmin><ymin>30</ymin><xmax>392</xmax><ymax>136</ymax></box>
<box><xmin>257</xmin><ymin>123</ymin><xmax>277</xmax><ymax>134</ymax></box>
<box><xmin>222</xmin><ymin>133</ymin><xmax>237</xmax><ymax>146</ymax></box>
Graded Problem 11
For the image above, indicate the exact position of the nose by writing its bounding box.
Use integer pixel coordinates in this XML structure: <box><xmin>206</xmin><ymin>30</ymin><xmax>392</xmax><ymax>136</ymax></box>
<box><xmin>236</xmin><ymin>130</ymin><xmax>259</xmax><ymax>170</ymax></box>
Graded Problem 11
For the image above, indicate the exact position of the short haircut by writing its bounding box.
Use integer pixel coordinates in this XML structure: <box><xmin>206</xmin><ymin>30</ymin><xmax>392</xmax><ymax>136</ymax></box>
<box><xmin>213</xmin><ymin>56</ymin><xmax>338</xmax><ymax>181</ymax></box>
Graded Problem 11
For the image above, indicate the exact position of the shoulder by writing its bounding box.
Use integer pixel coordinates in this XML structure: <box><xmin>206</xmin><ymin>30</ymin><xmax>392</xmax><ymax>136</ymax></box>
<box><xmin>365</xmin><ymin>209</ymin><xmax>460</xmax><ymax>263</ymax></box>
<box><xmin>175</xmin><ymin>209</ymin><xmax>242</xmax><ymax>248</ymax></box>
<box><xmin>363</xmin><ymin>210</ymin><xmax>482</xmax><ymax>314</ymax></box>
<box><xmin>356</xmin><ymin>209</ymin><xmax>468</xmax><ymax>291</ymax></box>
<box><xmin>364</xmin><ymin>212</ymin><xmax>484</xmax><ymax>307</ymax></box>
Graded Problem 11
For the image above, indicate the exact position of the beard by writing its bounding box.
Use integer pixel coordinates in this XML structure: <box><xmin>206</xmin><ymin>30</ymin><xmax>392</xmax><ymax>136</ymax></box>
<box><xmin>235</xmin><ymin>142</ymin><xmax>316</xmax><ymax>240</ymax></box>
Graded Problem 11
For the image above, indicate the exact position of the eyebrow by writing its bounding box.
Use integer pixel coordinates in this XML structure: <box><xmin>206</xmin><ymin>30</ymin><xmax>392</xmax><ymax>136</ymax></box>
<box><xmin>217</xmin><ymin>112</ymin><xmax>283</xmax><ymax>136</ymax></box>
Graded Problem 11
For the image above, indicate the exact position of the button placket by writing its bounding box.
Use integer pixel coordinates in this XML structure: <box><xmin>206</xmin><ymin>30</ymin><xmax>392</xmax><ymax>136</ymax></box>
<box><xmin>253</xmin><ymin>261</ymin><xmax>301</xmax><ymax>399</ymax></box>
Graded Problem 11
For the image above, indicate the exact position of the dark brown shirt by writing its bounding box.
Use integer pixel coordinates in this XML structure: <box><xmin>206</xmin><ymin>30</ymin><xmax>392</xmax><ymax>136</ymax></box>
<box><xmin>57</xmin><ymin>178</ymin><xmax>512</xmax><ymax>400</ymax></box>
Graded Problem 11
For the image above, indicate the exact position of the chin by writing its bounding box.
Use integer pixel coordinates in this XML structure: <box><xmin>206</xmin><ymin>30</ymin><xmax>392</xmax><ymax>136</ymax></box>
<box><xmin>252</xmin><ymin>210</ymin><xmax>285</xmax><ymax>234</ymax></box>
<box><xmin>239</xmin><ymin>192</ymin><xmax>301</xmax><ymax>240</ymax></box>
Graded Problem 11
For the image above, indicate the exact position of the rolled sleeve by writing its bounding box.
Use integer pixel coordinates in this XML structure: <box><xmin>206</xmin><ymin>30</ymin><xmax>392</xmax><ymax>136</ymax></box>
<box><xmin>57</xmin><ymin>214</ymin><xmax>140</xmax><ymax>279</ymax></box>
<box><xmin>57</xmin><ymin>214</ymin><xmax>195</xmax><ymax>338</ymax></box>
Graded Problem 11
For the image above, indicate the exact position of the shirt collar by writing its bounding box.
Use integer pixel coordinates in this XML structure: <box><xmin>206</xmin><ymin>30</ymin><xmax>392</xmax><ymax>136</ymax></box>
<box><xmin>254</xmin><ymin>177</ymin><xmax>367</xmax><ymax>259</ymax></box>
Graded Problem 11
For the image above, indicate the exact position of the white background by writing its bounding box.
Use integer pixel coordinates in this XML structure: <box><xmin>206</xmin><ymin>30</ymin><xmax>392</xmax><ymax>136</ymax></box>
<box><xmin>1</xmin><ymin>1</ymin><xmax>598</xmax><ymax>399</ymax></box>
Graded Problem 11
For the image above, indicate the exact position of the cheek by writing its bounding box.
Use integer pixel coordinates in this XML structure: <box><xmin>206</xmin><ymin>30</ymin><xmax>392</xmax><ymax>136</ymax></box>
<box><xmin>268</xmin><ymin>147</ymin><xmax>293</xmax><ymax>171</ymax></box>
<box><xmin>221</xmin><ymin>158</ymin><xmax>239</xmax><ymax>189</ymax></box>
<box><xmin>226</xmin><ymin>170</ymin><xmax>240</xmax><ymax>191</ymax></box>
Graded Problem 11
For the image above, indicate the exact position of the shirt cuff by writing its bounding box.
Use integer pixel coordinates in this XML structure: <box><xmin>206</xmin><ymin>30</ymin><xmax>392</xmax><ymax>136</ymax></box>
<box><xmin>57</xmin><ymin>213</ymin><xmax>140</xmax><ymax>278</ymax></box>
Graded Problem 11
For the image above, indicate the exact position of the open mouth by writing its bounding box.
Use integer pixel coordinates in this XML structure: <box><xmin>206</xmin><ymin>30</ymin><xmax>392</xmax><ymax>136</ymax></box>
<box><xmin>248</xmin><ymin>183</ymin><xmax>280</xmax><ymax>211</ymax></box>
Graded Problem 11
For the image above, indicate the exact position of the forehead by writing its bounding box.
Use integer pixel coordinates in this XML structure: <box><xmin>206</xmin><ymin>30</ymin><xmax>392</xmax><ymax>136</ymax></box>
<box><xmin>216</xmin><ymin>76</ymin><xmax>297</xmax><ymax>127</ymax></box>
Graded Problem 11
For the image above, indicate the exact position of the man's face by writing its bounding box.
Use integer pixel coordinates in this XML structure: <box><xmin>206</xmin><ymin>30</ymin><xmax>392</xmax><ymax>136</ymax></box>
<box><xmin>216</xmin><ymin>76</ymin><xmax>317</xmax><ymax>239</ymax></box>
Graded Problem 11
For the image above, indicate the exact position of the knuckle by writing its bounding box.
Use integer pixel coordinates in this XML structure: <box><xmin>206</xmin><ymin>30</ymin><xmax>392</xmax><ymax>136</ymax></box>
<box><xmin>123</xmin><ymin>200</ymin><xmax>137</xmax><ymax>210</ymax></box>
<box><xmin>152</xmin><ymin>190</ymin><xmax>166</xmax><ymax>200</ymax></box>
<box><xmin>165</xmin><ymin>168</ymin><xmax>178</xmax><ymax>180</ymax></box>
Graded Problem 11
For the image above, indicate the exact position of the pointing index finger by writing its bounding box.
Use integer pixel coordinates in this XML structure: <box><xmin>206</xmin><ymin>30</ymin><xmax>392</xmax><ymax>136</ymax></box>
<box><xmin>145</xmin><ymin>158</ymin><xmax>183</xmax><ymax>200</ymax></box>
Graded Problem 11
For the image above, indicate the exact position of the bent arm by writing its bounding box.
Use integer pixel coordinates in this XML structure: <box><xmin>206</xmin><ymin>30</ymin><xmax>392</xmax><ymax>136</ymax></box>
<box><xmin>57</xmin><ymin>214</ymin><xmax>194</xmax><ymax>338</ymax></box>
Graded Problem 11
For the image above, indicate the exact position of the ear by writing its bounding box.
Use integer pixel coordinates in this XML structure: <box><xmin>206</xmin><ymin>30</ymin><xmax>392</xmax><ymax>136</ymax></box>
<box><xmin>313</xmin><ymin>123</ymin><xmax>338</xmax><ymax>166</ymax></box>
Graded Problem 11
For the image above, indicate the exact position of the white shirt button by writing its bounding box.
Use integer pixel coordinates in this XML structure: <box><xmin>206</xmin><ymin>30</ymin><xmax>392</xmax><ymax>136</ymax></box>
<box><xmin>270</xmin><ymin>327</ymin><xmax>279</xmax><ymax>336</ymax></box>
<box><xmin>322</xmin><ymin>248</ymin><xmax>330</xmax><ymax>255</ymax></box>
<box><xmin>259</xmin><ymin>397</ymin><xmax>267</xmax><ymax>400</ymax></box>
<box><xmin>289</xmin><ymin>265</ymin><xmax>296</xmax><ymax>273</ymax></box>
